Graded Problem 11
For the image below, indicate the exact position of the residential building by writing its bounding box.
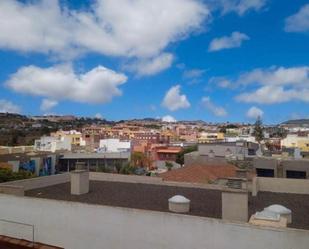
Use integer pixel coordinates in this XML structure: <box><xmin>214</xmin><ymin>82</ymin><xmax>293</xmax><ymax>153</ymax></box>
<box><xmin>58</xmin><ymin>152</ymin><xmax>130</xmax><ymax>172</ymax></box>
<box><xmin>0</xmin><ymin>152</ymin><xmax>57</xmax><ymax>176</ymax></box>
<box><xmin>254</xmin><ymin>157</ymin><xmax>309</xmax><ymax>179</ymax></box>
<box><xmin>34</xmin><ymin>136</ymin><xmax>71</xmax><ymax>152</ymax></box>
<box><xmin>51</xmin><ymin>130</ymin><xmax>83</xmax><ymax>146</ymax></box>
<box><xmin>281</xmin><ymin>134</ymin><xmax>309</xmax><ymax>152</ymax></box>
<box><xmin>198</xmin><ymin>131</ymin><xmax>224</xmax><ymax>143</ymax></box>
<box><xmin>98</xmin><ymin>138</ymin><xmax>131</xmax><ymax>153</ymax></box>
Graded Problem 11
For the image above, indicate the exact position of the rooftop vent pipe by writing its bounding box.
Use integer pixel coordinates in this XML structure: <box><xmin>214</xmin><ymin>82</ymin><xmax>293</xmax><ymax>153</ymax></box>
<box><xmin>168</xmin><ymin>195</ymin><xmax>190</xmax><ymax>213</ymax></box>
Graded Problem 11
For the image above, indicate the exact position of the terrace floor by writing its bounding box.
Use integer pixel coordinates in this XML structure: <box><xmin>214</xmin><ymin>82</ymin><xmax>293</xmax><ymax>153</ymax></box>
<box><xmin>25</xmin><ymin>180</ymin><xmax>309</xmax><ymax>230</ymax></box>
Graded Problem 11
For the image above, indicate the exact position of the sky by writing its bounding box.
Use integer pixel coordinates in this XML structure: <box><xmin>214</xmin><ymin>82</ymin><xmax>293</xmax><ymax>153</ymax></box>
<box><xmin>0</xmin><ymin>0</ymin><xmax>309</xmax><ymax>124</ymax></box>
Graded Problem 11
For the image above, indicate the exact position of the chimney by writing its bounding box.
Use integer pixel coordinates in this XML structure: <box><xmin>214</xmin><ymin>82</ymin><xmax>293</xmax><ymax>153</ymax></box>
<box><xmin>70</xmin><ymin>169</ymin><xmax>89</xmax><ymax>195</ymax></box>
<box><xmin>222</xmin><ymin>189</ymin><xmax>248</xmax><ymax>222</ymax></box>
<box><xmin>235</xmin><ymin>169</ymin><xmax>247</xmax><ymax>179</ymax></box>
<box><xmin>75</xmin><ymin>161</ymin><xmax>86</xmax><ymax>170</ymax></box>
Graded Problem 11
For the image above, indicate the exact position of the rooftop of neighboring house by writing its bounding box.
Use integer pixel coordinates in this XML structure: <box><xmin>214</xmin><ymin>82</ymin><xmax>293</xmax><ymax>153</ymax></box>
<box><xmin>159</xmin><ymin>164</ymin><xmax>238</xmax><ymax>184</ymax></box>
<box><xmin>24</xmin><ymin>179</ymin><xmax>309</xmax><ymax>230</ymax></box>
<box><xmin>60</xmin><ymin>152</ymin><xmax>130</xmax><ymax>159</ymax></box>
<box><xmin>0</xmin><ymin>152</ymin><xmax>58</xmax><ymax>163</ymax></box>
<box><xmin>155</xmin><ymin>147</ymin><xmax>182</xmax><ymax>154</ymax></box>
<box><xmin>198</xmin><ymin>141</ymin><xmax>259</xmax><ymax>150</ymax></box>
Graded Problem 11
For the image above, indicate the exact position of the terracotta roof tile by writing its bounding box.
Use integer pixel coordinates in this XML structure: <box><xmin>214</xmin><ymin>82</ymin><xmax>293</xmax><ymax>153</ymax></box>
<box><xmin>160</xmin><ymin>164</ymin><xmax>238</xmax><ymax>184</ymax></box>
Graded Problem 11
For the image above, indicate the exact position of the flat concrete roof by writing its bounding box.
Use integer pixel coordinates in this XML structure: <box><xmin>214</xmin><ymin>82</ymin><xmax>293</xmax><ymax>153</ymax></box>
<box><xmin>60</xmin><ymin>152</ymin><xmax>130</xmax><ymax>160</ymax></box>
<box><xmin>25</xmin><ymin>180</ymin><xmax>309</xmax><ymax>230</ymax></box>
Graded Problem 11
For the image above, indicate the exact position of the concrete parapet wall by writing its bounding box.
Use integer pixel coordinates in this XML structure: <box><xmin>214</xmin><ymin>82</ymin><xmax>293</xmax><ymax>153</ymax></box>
<box><xmin>90</xmin><ymin>172</ymin><xmax>229</xmax><ymax>191</ymax></box>
<box><xmin>255</xmin><ymin>177</ymin><xmax>309</xmax><ymax>195</ymax></box>
<box><xmin>89</xmin><ymin>172</ymin><xmax>163</xmax><ymax>184</ymax></box>
<box><xmin>0</xmin><ymin>185</ymin><xmax>24</xmax><ymax>196</ymax></box>
<box><xmin>0</xmin><ymin>173</ymin><xmax>70</xmax><ymax>191</ymax></box>
<box><xmin>0</xmin><ymin>195</ymin><xmax>309</xmax><ymax>249</ymax></box>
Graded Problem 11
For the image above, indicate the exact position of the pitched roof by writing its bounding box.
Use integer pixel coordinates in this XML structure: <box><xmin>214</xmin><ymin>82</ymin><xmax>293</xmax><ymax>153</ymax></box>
<box><xmin>160</xmin><ymin>164</ymin><xmax>237</xmax><ymax>184</ymax></box>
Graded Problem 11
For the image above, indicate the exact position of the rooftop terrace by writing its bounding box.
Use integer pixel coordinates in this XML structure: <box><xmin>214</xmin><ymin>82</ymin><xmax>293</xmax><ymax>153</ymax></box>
<box><xmin>25</xmin><ymin>180</ymin><xmax>309</xmax><ymax>230</ymax></box>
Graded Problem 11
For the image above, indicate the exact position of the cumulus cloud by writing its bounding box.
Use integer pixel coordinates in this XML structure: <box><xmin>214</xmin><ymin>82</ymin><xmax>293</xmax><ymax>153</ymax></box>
<box><xmin>162</xmin><ymin>115</ymin><xmax>177</xmax><ymax>123</ymax></box>
<box><xmin>162</xmin><ymin>85</ymin><xmax>191</xmax><ymax>111</ymax></box>
<box><xmin>208</xmin><ymin>32</ymin><xmax>249</xmax><ymax>52</ymax></box>
<box><xmin>209</xmin><ymin>77</ymin><xmax>233</xmax><ymax>88</ymax></box>
<box><xmin>40</xmin><ymin>99</ymin><xmax>58</xmax><ymax>112</ymax></box>
<box><xmin>0</xmin><ymin>99</ymin><xmax>21</xmax><ymax>114</ymax></box>
<box><xmin>0</xmin><ymin>0</ymin><xmax>209</xmax><ymax>59</ymax></box>
<box><xmin>285</xmin><ymin>4</ymin><xmax>309</xmax><ymax>33</ymax></box>
<box><xmin>227</xmin><ymin>66</ymin><xmax>309</xmax><ymax>104</ymax></box>
<box><xmin>236</xmin><ymin>66</ymin><xmax>309</xmax><ymax>86</ymax></box>
<box><xmin>236</xmin><ymin>86</ymin><xmax>309</xmax><ymax>104</ymax></box>
<box><xmin>201</xmin><ymin>97</ymin><xmax>227</xmax><ymax>117</ymax></box>
<box><xmin>125</xmin><ymin>53</ymin><xmax>174</xmax><ymax>76</ymax></box>
<box><xmin>246</xmin><ymin>106</ymin><xmax>264</xmax><ymax>119</ymax></box>
<box><xmin>6</xmin><ymin>64</ymin><xmax>127</xmax><ymax>104</ymax></box>
<box><xmin>218</xmin><ymin>0</ymin><xmax>267</xmax><ymax>15</ymax></box>
<box><xmin>95</xmin><ymin>113</ymin><xmax>103</xmax><ymax>119</ymax></box>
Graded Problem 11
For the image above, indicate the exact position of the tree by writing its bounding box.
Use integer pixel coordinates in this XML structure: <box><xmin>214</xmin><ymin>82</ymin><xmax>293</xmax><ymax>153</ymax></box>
<box><xmin>253</xmin><ymin>116</ymin><xmax>264</xmax><ymax>143</ymax></box>
<box><xmin>131</xmin><ymin>152</ymin><xmax>149</xmax><ymax>168</ymax></box>
<box><xmin>0</xmin><ymin>168</ymin><xmax>33</xmax><ymax>183</ymax></box>
<box><xmin>165</xmin><ymin>161</ymin><xmax>174</xmax><ymax>171</ymax></box>
<box><xmin>119</xmin><ymin>163</ymin><xmax>135</xmax><ymax>175</ymax></box>
<box><xmin>114</xmin><ymin>161</ymin><xmax>123</xmax><ymax>173</ymax></box>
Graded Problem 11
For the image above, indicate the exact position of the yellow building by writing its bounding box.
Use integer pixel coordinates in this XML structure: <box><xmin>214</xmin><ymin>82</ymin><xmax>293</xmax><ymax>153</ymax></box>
<box><xmin>198</xmin><ymin>132</ymin><xmax>224</xmax><ymax>143</ymax></box>
<box><xmin>281</xmin><ymin>134</ymin><xmax>309</xmax><ymax>152</ymax></box>
<box><xmin>51</xmin><ymin>130</ymin><xmax>82</xmax><ymax>146</ymax></box>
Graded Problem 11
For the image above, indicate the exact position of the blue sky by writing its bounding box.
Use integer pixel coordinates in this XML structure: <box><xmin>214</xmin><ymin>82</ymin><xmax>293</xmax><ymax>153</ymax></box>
<box><xmin>0</xmin><ymin>0</ymin><xmax>309</xmax><ymax>124</ymax></box>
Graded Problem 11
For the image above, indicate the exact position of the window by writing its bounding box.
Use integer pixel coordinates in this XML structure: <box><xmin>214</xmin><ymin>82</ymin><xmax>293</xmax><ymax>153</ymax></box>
<box><xmin>286</xmin><ymin>170</ymin><xmax>306</xmax><ymax>179</ymax></box>
<box><xmin>256</xmin><ymin>168</ymin><xmax>274</xmax><ymax>177</ymax></box>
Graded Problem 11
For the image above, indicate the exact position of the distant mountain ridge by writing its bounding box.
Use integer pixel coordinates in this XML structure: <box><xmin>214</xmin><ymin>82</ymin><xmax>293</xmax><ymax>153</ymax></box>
<box><xmin>282</xmin><ymin>119</ymin><xmax>309</xmax><ymax>125</ymax></box>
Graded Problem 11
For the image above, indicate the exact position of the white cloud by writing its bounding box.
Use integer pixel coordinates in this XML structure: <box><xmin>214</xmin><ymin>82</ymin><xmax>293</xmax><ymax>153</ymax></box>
<box><xmin>125</xmin><ymin>53</ymin><xmax>174</xmax><ymax>76</ymax></box>
<box><xmin>162</xmin><ymin>115</ymin><xmax>177</xmax><ymax>123</ymax></box>
<box><xmin>285</xmin><ymin>4</ymin><xmax>309</xmax><ymax>33</ymax></box>
<box><xmin>183</xmin><ymin>69</ymin><xmax>205</xmax><ymax>79</ymax></box>
<box><xmin>0</xmin><ymin>0</ymin><xmax>209</xmax><ymax>60</ymax></box>
<box><xmin>230</xmin><ymin>66</ymin><xmax>309</xmax><ymax>104</ymax></box>
<box><xmin>209</xmin><ymin>77</ymin><xmax>233</xmax><ymax>88</ymax></box>
<box><xmin>236</xmin><ymin>86</ymin><xmax>309</xmax><ymax>104</ymax></box>
<box><xmin>40</xmin><ymin>99</ymin><xmax>58</xmax><ymax>112</ymax></box>
<box><xmin>246</xmin><ymin>106</ymin><xmax>263</xmax><ymax>119</ymax></box>
<box><xmin>219</xmin><ymin>0</ymin><xmax>267</xmax><ymax>15</ymax></box>
<box><xmin>6</xmin><ymin>64</ymin><xmax>127</xmax><ymax>104</ymax></box>
<box><xmin>201</xmin><ymin>97</ymin><xmax>227</xmax><ymax>117</ymax></box>
<box><xmin>162</xmin><ymin>85</ymin><xmax>191</xmax><ymax>111</ymax></box>
<box><xmin>95</xmin><ymin>113</ymin><xmax>103</xmax><ymax>119</ymax></box>
<box><xmin>0</xmin><ymin>99</ymin><xmax>21</xmax><ymax>113</ymax></box>
<box><xmin>208</xmin><ymin>31</ymin><xmax>249</xmax><ymax>52</ymax></box>
<box><xmin>237</xmin><ymin>66</ymin><xmax>309</xmax><ymax>86</ymax></box>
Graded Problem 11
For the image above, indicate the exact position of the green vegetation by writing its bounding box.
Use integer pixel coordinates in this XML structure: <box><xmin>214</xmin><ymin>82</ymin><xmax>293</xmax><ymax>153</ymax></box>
<box><xmin>176</xmin><ymin>145</ymin><xmax>198</xmax><ymax>165</ymax></box>
<box><xmin>253</xmin><ymin>116</ymin><xmax>264</xmax><ymax>143</ymax></box>
<box><xmin>119</xmin><ymin>163</ymin><xmax>135</xmax><ymax>175</ymax></box>
<box><xmin>131</xmin><ymin>152</ymin><xmax>151</xmax><ymax>168</ymax></box>
<box><xmin>143</xmin><ymin>124</ymin><xmax>162</xmax><ymax>130</ymax></box>
<box><xmin>165</xmin><ymin>161</ymin><xmax>174</xmax><ymax>171</ymax></box>
<box><xmin>219</xmin><ymin>124</ymin><xmax>238</xmax><ymax>133</ymax></box>
<box><xmin>0</xmin><ymin>168</ymin><xmax>34</xmax><ymax>183</ymax></box>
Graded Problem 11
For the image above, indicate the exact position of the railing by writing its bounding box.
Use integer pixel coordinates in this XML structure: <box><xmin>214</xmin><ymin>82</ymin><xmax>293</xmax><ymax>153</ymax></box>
<box><xmin>0</xmin><ymin>219</ymin><xmax>34</xmax><ymax>247</ymax></box>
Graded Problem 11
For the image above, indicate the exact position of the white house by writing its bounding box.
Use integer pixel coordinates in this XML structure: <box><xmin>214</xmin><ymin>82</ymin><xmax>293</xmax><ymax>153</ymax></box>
<box><xmin>98</xmin><ymin>138</ymin><xmax>131</xmax><ymax>153</ymax></box>
<box><xmin>34</xmin><ymin>136</ymin><xmax>72</xmax><ymax>152</ymax></box>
